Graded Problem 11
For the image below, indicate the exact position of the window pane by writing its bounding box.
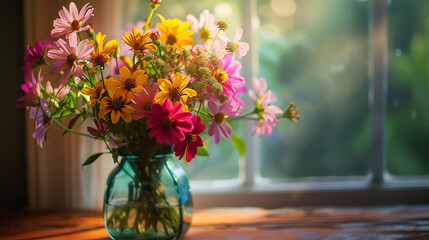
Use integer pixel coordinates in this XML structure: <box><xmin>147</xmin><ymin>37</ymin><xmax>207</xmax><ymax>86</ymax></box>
<box><xmin>257</xmin><ymin>0</ymin><xmax>370</xmax><ymax>179</ymax></box>
<box><xmin>387</xmin><ymin>0</ymin><xmax>429</xmax><ymax>176</ymax></box>
<box><xmin>130</xmin><ymin>0</ymin><xmax>244</xmax><ymax>180</ymax></box>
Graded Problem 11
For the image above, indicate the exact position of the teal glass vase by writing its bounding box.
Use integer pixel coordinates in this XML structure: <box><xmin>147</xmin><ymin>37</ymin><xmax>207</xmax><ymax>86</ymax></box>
<box><xmin>104</xmin><ymin>142</ymin><xmax>193</xmax><ymax>240</ymax></box>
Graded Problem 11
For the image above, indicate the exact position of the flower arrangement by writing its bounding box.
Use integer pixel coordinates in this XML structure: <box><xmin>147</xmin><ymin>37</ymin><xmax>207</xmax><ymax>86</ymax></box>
<box><xmin>17</xmin><ymin>1</ymin><xmax>299</xmax><ymax>237</ymax></box>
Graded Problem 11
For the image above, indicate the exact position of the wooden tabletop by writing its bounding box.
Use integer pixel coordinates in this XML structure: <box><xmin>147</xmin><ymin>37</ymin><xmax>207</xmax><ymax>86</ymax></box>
<box><xmin>1</xmin><ymin>205</ymin><xmax>429</xmax><ymax>239</ymax></box>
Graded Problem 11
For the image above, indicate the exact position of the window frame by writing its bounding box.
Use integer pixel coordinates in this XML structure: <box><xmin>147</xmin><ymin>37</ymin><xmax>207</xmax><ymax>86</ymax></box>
<box><xmin>191</xmin><ymin>0</ymin><xmax>429</xmax><ymax>208</ymax></box>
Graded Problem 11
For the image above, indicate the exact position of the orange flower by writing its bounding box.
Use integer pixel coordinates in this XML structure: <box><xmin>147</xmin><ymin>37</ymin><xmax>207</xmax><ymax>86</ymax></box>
<box><xmin>81</xmin><ymin>81</ymin><xmax>105</xmax><ymax>113</ymax></box>
<box><xmin>89</xmin><ymin>32</ymin><xmax>119</xmax><ymax>72</ymax></box>
<box><xmin>98</xmin><ymin>84</ymin><xmax>135</xmax><ymax>124</ymax></box>
<box><xmin>122</xmin><ymin>28</ymin><xmax>157</xmax><ymax>56</ymax></box>
<box><xmin>111</xmin><ymin>66</ymin><xmax>148</xmax><ymax>96</ymax></box>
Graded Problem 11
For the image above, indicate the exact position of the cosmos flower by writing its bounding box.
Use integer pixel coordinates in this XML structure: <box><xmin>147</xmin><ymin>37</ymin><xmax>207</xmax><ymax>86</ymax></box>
<box><xmin>130</xmin><ymin>84</ymin><xmax>158</xmax><ymax>120</ymax></box>
<box><xmin>207</xmin><ymin>98</ymin><xmax>239</xmax><ymax>144</ymax></box>
<box><xmin>51</xmin><ymin>2</ymin><xmax>94</xmax><ymax>39</ymax></box>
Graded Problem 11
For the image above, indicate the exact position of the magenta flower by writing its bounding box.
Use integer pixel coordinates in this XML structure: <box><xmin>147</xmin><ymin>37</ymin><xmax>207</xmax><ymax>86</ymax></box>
<box><xmin>29</xmin><ymin>99</ymin><xmax>51</xmax><ymax>148</ymax></box>
<box><xmin>16</xmin><ymin>69</ymin><xmax>42</xmax><ymax>109</ymax></box>
<box><xmin>87</xmin><ymin>119</ymin><xmax>108</xmax><ymax>139</ymax></box>
<box><xmin>130</xmin><ymin>84</ymin><xmax>158</xmax><ymax>120</ymax></box>
<box><xmin>51</xmin><ymin>2</ymin><xmax>94</xmax><ymax>39</ymax></box>
<box><xmin>207</xmin><ymin>98</ymin><xmax>239</xmax><ymax>144</ymax></box>
<box><xmin>146</xmin><ymin>99</ymin><xmax>194</xmax><ymax>145</ymax></box>
<box><xmin>232</xmin><ymin>28</ymin><xmax>249</xmax><ymax>58</ymax></box>
<box><xmin>208</xmin><ymin>53</ymin><xmax>247</xmax><ymax>109</ymax></box>
<box><xmin>249</xmin><ymin>77</ymin><xmax>283</xmax><ymax>136</ymax></box>
<box><xmin>174</xmin><ymin>115</ymin><xmax>205</xmax><ymax>162</ymax></box>
<box><xmin>47</xmin><ymin>34</ymin><xmax>93</xmax><ymax>85</ymax></box>
<box><xmin>21</xmin><ymin>35</ymin><xmax>54</xmax><ymax>79</ymax></box>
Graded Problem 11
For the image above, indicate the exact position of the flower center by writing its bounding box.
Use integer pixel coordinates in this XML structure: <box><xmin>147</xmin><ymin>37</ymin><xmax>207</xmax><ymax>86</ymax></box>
<box><xmin>213</xmin><ymin>69</ymin><xmax>229</xmax><ymax>84</ymax></box>
<box><xmin>95</xmin><ymin>87</ymin><xmax>102</xmax><ymax>98</ymax></box>
<box><xmin>214</xmin><ymin>112</ymin><xmax>225</xmax><ymax>124</ymax></box>
<box><xmin>163</xmin><ymin>116</ymin><xmax>174</xmax><ymax>126</ymax></box>
<box><xmin>124</xmin><ymin>78</ymin><xmax>135</xmax><ymax>90</ymax></box>
<box><xmin>133</xmin><ymin>43</ymin><xmax>141</xmax><ymax>50</ymax></box>
<box><xmin>167</xmin><ymin>34</ymin><xmax>177</xmax><ymax>45</ymax></box>
<box><xmin>70</xmin><ymin>20</ymin><xmax>81</xmax><ymax>31</ymax></box>
<box><xmin>111</xmin><ymin>99</ymin><xmax>123</xmax><ymax>110</ymax></box>
<box><xmin>199</xmin><ymin>27</ymin><xmax>212</xmax><ymax>42</ymax></box>
<box><xmin>169</xmin><ymin>87</ymin><xmax>182</xmax><ymax>102</ymax></box>
<box><xmin>67</xmin><ymin>53</ymin><xmax>78</xmax><ymax>66</ymax></box>
<box><xmin>94</xmin><ymin>54</ymin><xmax>109</xmax><ymax>66</ymax></box>
<box><xmin>185</xmin><ymin>133</ymin><xmax>197</xmax><ymax>143</ymax></box>
<box><xmin>43</xmin><ymin>114</ymin><xmax>52</xmax><ymax>127</ymax></box>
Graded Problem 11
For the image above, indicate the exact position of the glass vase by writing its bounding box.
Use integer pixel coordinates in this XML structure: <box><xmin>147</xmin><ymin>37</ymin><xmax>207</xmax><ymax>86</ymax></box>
<box><xmin>104</xmin><ymin>143</ymin><xmax>193</xmax><ymax>240</ymax></box>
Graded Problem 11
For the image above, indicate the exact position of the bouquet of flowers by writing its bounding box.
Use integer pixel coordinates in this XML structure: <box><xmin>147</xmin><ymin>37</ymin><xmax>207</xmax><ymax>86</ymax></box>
<box><xmin>17</xmin><ymin>0</ymin><xmax>299</xmax><ymax>238</ymax></box>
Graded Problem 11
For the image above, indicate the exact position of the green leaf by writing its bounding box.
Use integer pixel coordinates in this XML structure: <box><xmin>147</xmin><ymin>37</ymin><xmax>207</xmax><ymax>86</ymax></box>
<box><xmin>82</xmin><ymin>152</ymin><xmax>105</xmax><ymax>167</ymax></box>
<box><xmin>59</xmin><ymin>94</ymin><xmax>71</xmax><ymax>106</ymax></box>
<box><xmin>69</xmin><ymin>91</ymin><xmax>78</xmax><ymax>109</ymax></box>
<box><xmin>63</xmin><ymin>115</ymin><xmax>80</xmax><ymax>135</ymax></box>
<box><xmin>196</xmin><ymin>145</ymin><xmax>209</xmax><ymax>156</ymax></box>
<box><xmin>51</xmin><ymin>109</ymin><xmax>73</xmax><ymax>119</ymax></box>
<box><xmin>231</xmin><ymin>134</ymin><xmax>246</xmax><ymax>157</ymax></box>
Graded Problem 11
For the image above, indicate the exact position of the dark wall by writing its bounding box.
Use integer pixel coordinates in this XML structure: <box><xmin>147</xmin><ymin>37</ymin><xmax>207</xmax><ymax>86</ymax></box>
<box><xmin>0</xmin><ymin>0</ymin><xmax>27</xmax><ymax>207</ymax></box>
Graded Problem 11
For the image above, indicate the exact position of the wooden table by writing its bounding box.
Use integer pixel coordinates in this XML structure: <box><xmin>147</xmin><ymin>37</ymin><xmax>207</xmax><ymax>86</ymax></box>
<box><xmin>1</xmin><ymin>205</ymin><xmax>429</xmax><ymax>239</ymax></box>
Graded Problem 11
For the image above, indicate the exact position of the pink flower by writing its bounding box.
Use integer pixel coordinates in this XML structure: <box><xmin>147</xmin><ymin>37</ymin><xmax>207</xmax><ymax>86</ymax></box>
<box><xmin>21</xmin><ymin>35</ymin><xmax>54</xmax><ymax>79</ymax></box>
<box><xmin>45</xmin><ymin>81</ymin><xmax>70</xmax><ymax>102</ymax></box>
<box><xmin>208</xmin><ymin>98</ymin><xmax>239</xmax><ymax>144</ymax></box>
<box><xmin>16</xmin><ymin>69</ymin><xmax>42</xmax><ymax>109</ymax></box>
<box><xmin>87</xmin><ymin>119</ymin><xmax>108</xmax><ymax>139</ymax></box>
<box><xmin>208</xmin><ymin>53</ymin><xmax>247</xmax><ymax>108</ymax></box>
<box><xmin>249</xmin><ymin>77</ymin><xmax>283</xmax><ymax>136</ymax></box>
<box><xmin>174</xmin><ymin>115</ymin><xmax>205</xmax><ymax>162</ymax></box>
<box><xmin>47</xmin><ymin>34</ymin><xmax>93</xmax><ymax>85</ymax></box>
<box><xmin>253</xmin><ymin>119</ymin><xmax>279</xmax><ymax>136</ymax></box>
<box><xmin>130</xmin><ymin>84</ymin><xmax>158</xmax><ymax>120</ymax></box>
<box><xmin>146</xmin><ymin>99</ymin><xmax>194</xmax><ymax>145</ymax></box>
<box><xmin>51</xmin><ymin>2</ymin><xmax>94</xmax><ymax>39</ymax></box>
<box><xmin>187</xmin><ymin>10</ymin><xmax>225</xmax><ymax>51</ymax></box>
<box><xmin>29</xmin><ymin>99</ymin><xmax>51</xmax><ymax>148</ymax></box>
<box><xmin>232</xmin><ymin>28</ymin><xmax>249</xmax><ymax>58</ymax></box>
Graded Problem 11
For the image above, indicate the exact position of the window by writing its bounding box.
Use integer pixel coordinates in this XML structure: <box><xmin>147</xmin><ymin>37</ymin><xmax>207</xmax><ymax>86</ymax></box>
<box><xmin>123</xmin><ymin>0</ymin><xmax>429</xmax><ymax>207</ymax></box>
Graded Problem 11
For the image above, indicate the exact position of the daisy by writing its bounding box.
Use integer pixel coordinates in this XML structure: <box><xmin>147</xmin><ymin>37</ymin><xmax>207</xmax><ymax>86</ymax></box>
<box><xmin>130</xmin><ymin>84</ymin><xmax>158</xmax><ymax>120</ymax></box>
<box><xmin>155</xmin><ymin>73</ymin><xmax>197</xmax><ymax>111</ymax></box>
<box><xmin>111</xmin><ymin>66</ymin><xmax>148</xmax><ymax>96</ymax></box>
<box><xmin>208</xmin><ymin>53</ymin><xmax>247</xmax><ymax>108</ymax></box>
<box><xmin>156</xmin><ymin>14</ymin><xmax>194</xmax><ymax>49</ymax></box>
<box><xmin>174</xmin><ymin>114</ymin><xmax>205</xmax><ymax>162</ymax></box>
<box><xmin>47</xmin><ymin>34</ymin><xmax>94</xmax><ymax>85</ymax></box>
<box><xmin>16</xmin><ymin>69</ymin><xmax>42</xmax><ymax>109</ymax></box>
<box><xmin>51</xmin><ymin>2</ymin><xmax>94</xmax><ymax>39</ymax></box>
<box><xmin>21</xmin><ymin>35</ymin><xmax>54</xmax><ymax>79</ymax></box>
<box><xmin>146</xmin><ymin>99</ymin><xmax>193</xmax><ymax>145</ymax></box>
<box><xmin>231</xmin><ymin>28</ymin><xmax>249</xmax><ymax>58</ymax></box>
<box><xmin>207</xmin><ymin>98</ymin><xmax>239</xmax><ymax>144</ymax></box>
<box><xmin>87</xmin><ymin>119</ymin><xmax>108</xmax><ymax>139</ymax></box>
<box><xmin>122</xmin><ymin>28</ymin><xmax>157</xmax><ymax>56</ymax></box>
<box><xmin>186</xmin><ymin>10</ymin><xmax>225</xmax><ymax>50</ymax></box>
<box><xmin>81</xmin><ymin>81</ymin><xmax>106</xmax><ymax>113</ymax></box>
<box><xmin>89</xmin><ymin>32</ymin><xmax>119</xmax><ymax>73</ymax></box>
<box><xmin>98</xmin><ymin>85</ymin><xmax>135</xmax><ymax>124</ymax></box>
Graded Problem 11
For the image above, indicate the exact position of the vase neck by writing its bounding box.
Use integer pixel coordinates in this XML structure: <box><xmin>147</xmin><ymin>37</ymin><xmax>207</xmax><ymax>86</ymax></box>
<box><xmin>118</xmin><ymin>142</ymin><xmax>173</xmax><ymax>164</ymax></box>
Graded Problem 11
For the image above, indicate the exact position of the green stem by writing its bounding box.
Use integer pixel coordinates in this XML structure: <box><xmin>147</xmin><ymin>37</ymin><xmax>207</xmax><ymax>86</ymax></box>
<box><xmin>149</xmin><ymin>61</ymin><xmax>161</xmax><ymax>78</ymax></box>
<box><xmin>144</xmin><ymin>8</ymin><xmax>156</xmax><ymax>33</ymax></box>
<box><xmin>53</xmin><ymin>119</ymin><xmax>94</xmax><ymax>138</ymax></box>
<box><xmin>228</xmin><ymin>109</ymin><xmax>257</xmax><ymax>121</ymax></box>
<box><xmin>99</xmin><ymin>66</ymin><xmax>105</xmax><ymax>89</ymax></box>
<box><xmin>192</xmin><ymin>109</ymin><xmax>212</xmax><ymax>118</ymax></box>
<box><xmin>193</xmin><ymin>90</ymin><xmax>215</xmax><ymax>102</ymax></box>
<box><xmin>206</xmin><ymin>29</ymin><xmax>220</xmax><ymax>56</ymax></box>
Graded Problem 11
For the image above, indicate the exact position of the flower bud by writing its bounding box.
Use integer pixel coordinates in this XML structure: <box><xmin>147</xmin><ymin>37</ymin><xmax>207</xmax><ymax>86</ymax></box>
<box><xmin>207</xmin><ymin>76</ymin><xmax>217</xmax><ymax>86</ymax></box>
<box><xmin>200</xmin><ymin>67</ymin><xmax>211</xmax><ymax>77</ymax></box>
<box><xmin>150</xmin><ymin>31</ymin><xmax>161</xmax><ymax>45</ymax></box>
<box><xmin>209</xmin><ymin>54</ymin><xmax>220</xmax><ymax>68</ymax></box>
<box><xmin>185</xmin><ymin>64</ymin><xmax>196</xmax><ymax>76</ymax></box>
<box><xmin>212</xmin><ymin>82</ymin><xmax>223</xmax><ymax>94</ymax></box>
<box><xmin>150</xmin><ymin>0</ymin><xmax>161</xmax><ymax>10</ymax></box>
<box><xmin>218</xmin><ymin>95</ymin><xmax>229</xmax><ymax>103</ymax></box>
<box><xmin>86</xmin><ymin>23</ymin><xmax>95</xmax><ymax>40</ymax></box>
<box><xmin>182</xmin><ymin>48</ymin><xmax>191</xmax><ymax>58</ymax></box>
<box><xmin>283</xmin><ymin>102</ymin><xmax>300</xmax><ymax>122</ymax></box>
<box><xmin>175</xmin><ymin>66</ymin><xmax>182</xmax><ymax>73</ymax></box>
<box><xmin>225</xmin><ymin>41</ymin><xmax>237</xmax><ymax>53</ymax></box>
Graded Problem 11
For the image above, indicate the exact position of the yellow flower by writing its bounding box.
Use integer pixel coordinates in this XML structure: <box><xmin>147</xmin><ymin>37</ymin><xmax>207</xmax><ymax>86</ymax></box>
<box><xmin>155</xmin><ymin>73</ymin><xmax>197</xmax><ymax>111</ymax></box>
<box><xmin>122</xmin><ymin>28</ymin><xmax>157</xmax><ymax>56</ymax></box>
<box><xmin>111</xmin><ymin>66</ymin><xmax>148</xmax><ymax>96</ymax></box>
<box><xmin>156</xmin><ymin>14</ymin><xmax>194</xmax><ymax>49</ymax></box>
<box><xmin>98</xmin><ymin>83</ymin><xmax>135</xmax><ymax>124</ymax></box>
<box><xmin>81</xmin><ymin>81</ymin><xmax>106</xmax><ymax>113</ymax></box>
<box><xmin>90</xmin><ymin>32</ymin><xmax>119</xmax><ymax>72</ymax></box>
